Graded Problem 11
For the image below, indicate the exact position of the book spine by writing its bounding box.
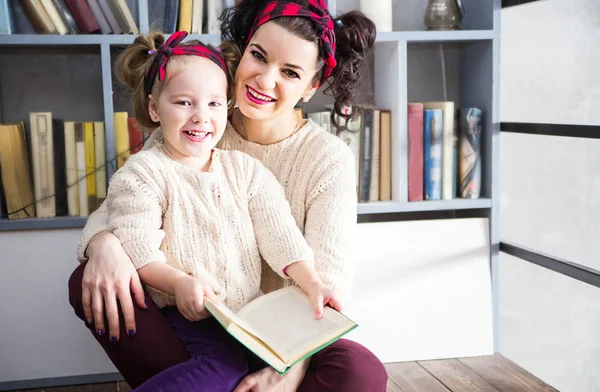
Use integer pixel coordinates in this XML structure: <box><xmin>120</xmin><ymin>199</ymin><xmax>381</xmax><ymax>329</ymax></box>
<box><xmin>98</xmin><ymin>0</ymin><xmax>122</xmax><ymax>33</ymax></box>
<box><xmin>191</xmin><ymin>0</ymin><xmax>202</xmax><ymax>34</ymax></box>
<box><xmin>49</xmin><ymin>0</ymin><xmax>80</xmax><ymax>34</ymax></box>
<box><xmin>39</xmin><ymin>0</ymin><xmax>69</xmax><ymax>34</ymax></box>
<box><xmin>87</xmin><ymin>0</ymin><xmax>112</xmax><ymax>33</ymax></box>
<box><xmin>163</xmin><ymin>0</ymin><xmax>179</xmax><ymax>33</ymax></box>
<box><xmin>84</xmin><ymin>122</ymin><xmax>97</xmax><ymax>213</ymax></box>
<box><xmin>359</xmin><ymin>109</ymin><xmax>372</xmax><ymax>202</ymax></box>
<box><xmin>75</xmin><ymin>122</ymin><xmax>88</xmax><ymax>217</ymax></box>
<box><xmin>0</xmin><ymin>0</ymin><xmax>11</xmax><ymax>34</ymax></box>
<box><xmin>458</xmin><ymin>108</ymin><xmax>482</xmax><ymax>199</ymax></box>
<box><xmin>368</xmin><ymin>110</ymin><xmax>380</xmax><ymax>201</ymax></box>
<box><xmin>114</xmin><ymin>112</ymin><xmax>130</xmax><ymax>169</ymax></box>
<box><xmin>64</xmin><ymin>0</ymin><xmax>100</xmax><ymax>34</ymax></box>
<box><xmin>407</xmin><ymin>103</ymin><xmax>424</xmax><ymax>202</ymax></box>
<box><xmin>378</xmin><ymin>110</ymin><xmax>392</xmax><ymax>201</ymax></box>
<box><xmin>64</xmin><ymin>121</ymin><xmax>79</xmax><ymax>216</ymax></box>
<box><xmin>107</xmin><ymin>0</ymin><xmax>138</xmax><ymax>34</ymax></box>
<box><xmin>94</xmin><ymin>122</ymin><xmax>107</xmax><ymax>207</ymax></box>
<box><xmin>177</xmin><ymin>0</ymin><xmax>192</xmax><ymax>32</ymax></box>
<box><xmin>21</xmin><ymin>0</ymin><xmax>58</xmax><ymax>34</ymax></box>
<box><xmin>29</xmin><ymin>112</ymin><xmax>56</xmax><ymax>217</ymax></box>
<box><xmin>52</xmin><ymin>119</ymin><xmax>68</xmax><ymax>216</ymax></box>
<box><xmin>424</xmin><ymin>109</ymin><xmax>442</xmax><ymax>201</ymax></box>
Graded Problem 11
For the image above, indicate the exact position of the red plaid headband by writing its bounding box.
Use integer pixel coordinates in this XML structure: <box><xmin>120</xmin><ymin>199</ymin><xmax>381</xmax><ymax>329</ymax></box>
<box><xmin>144</xmin><ymin>31</ymin><xmax>228</xmax><ymax>96</ymax></box>
<box><xmin>247</xmin><ymin>0</ymin><xmax>337</xmax><ymax>82</ymax></box>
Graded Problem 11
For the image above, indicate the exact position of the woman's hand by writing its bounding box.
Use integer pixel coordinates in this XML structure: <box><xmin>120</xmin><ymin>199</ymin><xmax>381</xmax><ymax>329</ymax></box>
<box><xmin>81</xmin><ymin>231</ymin><xmax>147</xmax><ymax>341</ymax></box>
<box><xmin>304</xmin><ymin>281</ymin><xmax>342</xmax><ymax>319</ymax></box>
<box><xmin>173</xmin><ymin>275</ymin><xmax>220</xmax><ymax>322</ymax></box>
<box><xmin>233</xmin><ymin>360</ymin><xmax>309</xmax><ymax>392</ymax></box>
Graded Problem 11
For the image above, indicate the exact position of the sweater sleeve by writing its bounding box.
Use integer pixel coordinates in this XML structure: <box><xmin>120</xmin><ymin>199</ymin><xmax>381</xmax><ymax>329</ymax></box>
<box><xmin>77</xmin><ymin>201</ymin><xmax>110</xmax><ymax>263</ymax></box>
<box><xmin>105</xmin><ymin>160</ymin><xmax>167</xmax><ymax>270</ymax></box>
<box><xmin>76</xmin><ymin>128</ymin><xmax>163</xmax><ymax>263</ymax></box>
<box><xmin>246</xmin><ymin>158</ymin><xmax>314</xmax><ymax>278</ymax></box>
<box><xmin>303</xmin><ymin>146</ymin><xmax>357</xmax><ymax>299</ymax></box>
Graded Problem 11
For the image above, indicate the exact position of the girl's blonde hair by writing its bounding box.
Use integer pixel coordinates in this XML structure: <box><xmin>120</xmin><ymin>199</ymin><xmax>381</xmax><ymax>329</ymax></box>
<box><xmin>114</xmin><ymin>32</ymin><xmax>241</xmax><ymax>129</ymax></box>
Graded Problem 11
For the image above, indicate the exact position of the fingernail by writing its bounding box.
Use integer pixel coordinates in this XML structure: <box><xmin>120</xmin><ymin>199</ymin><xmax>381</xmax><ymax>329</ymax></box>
<box><xmin>97</xmin><ymin>329</ymin><xmax>104</xmax><ymax>336</ymax></box>
<box><xmin>111</xmin><ymin>336</ymin><xmax>117</xmax><ymax>343</ymax></box>
<box><xmin>144</xmin><ymin>299</ymin><xmax>149</xmax><ymax>309</ymax></box>
<box><xmin>128</xmin><ymin>329</ymin><xmax>135</xmax><ymax>337</ymax></box>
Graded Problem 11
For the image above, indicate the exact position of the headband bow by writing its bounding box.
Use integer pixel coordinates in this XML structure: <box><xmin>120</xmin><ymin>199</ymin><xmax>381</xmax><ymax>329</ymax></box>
<box><xmin>247</xmin><ymin>0</ymin><xmax>337</xmax><ymax>83</ymax></box>
<box><xmin>144</xmin><ymin>31</ymin><xmax>229</xmax><ymax>96</ymax></box>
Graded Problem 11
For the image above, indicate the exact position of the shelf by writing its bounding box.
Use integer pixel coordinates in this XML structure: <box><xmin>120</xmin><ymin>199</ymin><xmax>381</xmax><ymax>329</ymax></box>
<box><xmin>357</xmin><ymin>198</ymin><xmax>492</xmax><ymax>214</ymax></box>
<box><xmin>0</xmin><ymin>34</ymin><xmax>221</xmax><ymax>46</ymax></box>
<box><xmin>0</xmin><ymin>216</ymin><xmax>87</xmax><ymax>231</ymax></box>
<box><xmin>0</xmin><ymin>31</ymin><xmax>493</xmax><ymax>46</ymax></box>
<box><xmin>375</xmin><ymin>30</ymin><xmax>494</xmax><ymax>43</ymax></box>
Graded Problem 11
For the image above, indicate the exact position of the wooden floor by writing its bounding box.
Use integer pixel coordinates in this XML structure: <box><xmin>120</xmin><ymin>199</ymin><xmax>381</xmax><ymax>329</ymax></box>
<box><xmin>13</xmin><ymin>354</ymin><xmax>558</xmax><ymax>392</ymax></box>
<box><xmin>386</xmin><ymin>355</ymin><xmax>558</xmax><ymax>392</ymax></box>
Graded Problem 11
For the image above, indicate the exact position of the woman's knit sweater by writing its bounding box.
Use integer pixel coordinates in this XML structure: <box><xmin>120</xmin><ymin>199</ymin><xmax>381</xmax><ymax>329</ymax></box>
<box><xmin>78</xmin><ymin>120</ymin><xmax>357</xmax><ymax>297</ymax></box>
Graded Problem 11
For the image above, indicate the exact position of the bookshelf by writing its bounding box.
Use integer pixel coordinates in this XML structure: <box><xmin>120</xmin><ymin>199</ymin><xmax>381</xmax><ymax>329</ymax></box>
<box><xmin>0</xmin><ymin>0</ymin><xmax>501</xmax><ymax>388</ymax></box>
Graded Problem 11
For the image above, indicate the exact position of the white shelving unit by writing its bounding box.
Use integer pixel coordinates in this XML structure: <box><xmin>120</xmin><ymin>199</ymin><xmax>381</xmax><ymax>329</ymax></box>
<box><xmin>0</xmin><ymin>0</ymin><xmax>501</xmax><ymax>388</ymax></box>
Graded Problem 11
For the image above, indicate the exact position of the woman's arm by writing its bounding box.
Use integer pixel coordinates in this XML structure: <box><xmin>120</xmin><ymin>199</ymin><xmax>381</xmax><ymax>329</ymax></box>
<box><xmin>303</xmin><ymin>146</ymin><xmax>357</xmax><ymax>300</ymax></box>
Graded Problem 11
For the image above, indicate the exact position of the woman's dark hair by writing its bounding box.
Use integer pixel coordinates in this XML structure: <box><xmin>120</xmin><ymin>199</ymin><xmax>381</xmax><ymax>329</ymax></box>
<box><xmin>220</xmin><ymin>0</ymin><xmax>376</xmax><ymax>130</ymax></box>
<box><xmin>114</xmin><ymin>32</ymin><xmax>241</xmax><ymax>129</ymax></box>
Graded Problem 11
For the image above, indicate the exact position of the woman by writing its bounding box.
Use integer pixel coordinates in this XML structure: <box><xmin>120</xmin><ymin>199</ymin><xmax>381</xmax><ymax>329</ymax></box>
<box><xmin>68</xmin><ymin>0</ymin><xmax>387</xmax><ymax>390</ymax></box>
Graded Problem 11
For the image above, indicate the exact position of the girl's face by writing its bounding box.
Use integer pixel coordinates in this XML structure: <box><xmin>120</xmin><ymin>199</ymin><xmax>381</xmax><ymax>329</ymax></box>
<box><xmin>149</xmin><ymin>57</ymin><xmax>228</xmax><ymax>170</ymax></box>
<box><xmin>235</xmin><ymin>21</ymin><xmax>320</xmax><ymax>122</ymax></box>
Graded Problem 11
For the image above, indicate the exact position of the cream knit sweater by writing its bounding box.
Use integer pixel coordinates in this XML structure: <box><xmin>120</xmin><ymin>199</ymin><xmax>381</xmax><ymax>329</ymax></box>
<box><xmin>104</xmin><ymin>146</ymin><xmax>314</xmax><ymax>310</ymax></box>
<box><xmin>78</xmin><ymin>119</ymin><xmax>357</xmax><ymax>297</ymax></box>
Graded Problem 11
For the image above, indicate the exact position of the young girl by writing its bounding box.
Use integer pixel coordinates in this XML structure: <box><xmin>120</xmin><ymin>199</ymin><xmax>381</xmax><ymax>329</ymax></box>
<box><xmin>106</xmin><ymin>30</ymin><xmax>340</xmax><ymax>391</ymax></box>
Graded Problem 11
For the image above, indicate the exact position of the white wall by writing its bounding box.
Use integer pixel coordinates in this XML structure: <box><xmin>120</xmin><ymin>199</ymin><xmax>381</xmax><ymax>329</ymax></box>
<box><xmin>500</xmin><ymin>1</ymin><xmax>600</xmax><ymax>391</ymax></box>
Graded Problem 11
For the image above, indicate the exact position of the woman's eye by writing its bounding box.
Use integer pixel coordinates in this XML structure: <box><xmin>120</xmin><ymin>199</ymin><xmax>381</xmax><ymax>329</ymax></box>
<box><xmin>251</xmin><ymin>50</ymin><xmax>266</xmax><ymax>62</ymax></box>
<box><xmin>283</xmin><ymin>69</ymin><xmax>299</xmax><ymax>79</ymax></box>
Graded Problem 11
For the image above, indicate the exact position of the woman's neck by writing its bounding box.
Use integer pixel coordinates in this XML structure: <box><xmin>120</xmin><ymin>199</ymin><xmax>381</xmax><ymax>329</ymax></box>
<box><xmin>235</xmin><ymin>109</ymin><xmax>301</xmax><ymax>145</ymax></box>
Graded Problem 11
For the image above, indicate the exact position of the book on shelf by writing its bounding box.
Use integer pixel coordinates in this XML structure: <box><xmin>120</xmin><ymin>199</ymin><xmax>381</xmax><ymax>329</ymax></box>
<box><xmin>0</xmin><ymin>122</ymin><xmax>35</xmax><ymax>219</ymax></box>
<box><xmin>378</xmin><ymin>110</ymin><xmax>392</xmax><ymax>201</ymax></box>
<box><xmin>40</xmin><ymin>0</ymin><xmax>69</xmax><ymax>34</ymax></box>
<box><xmin>64</xmin><ymin>121</ymin><xmax>80</xmax><ymax>216</ymax></box>
<box><xmin>87</xmin><ymin>0</ymin><xmax>113</xmax><ymax>34</ymax></box>
<box><xmin>52</xmin><ymin>118</ymin><xmax>68</xmax><ymax>216</ymax></box>
<box><xmin>94</xmin><ymin>122</ymin><xmax>107</xmax><ymax>208</ymax></box>
<box><xmin>64</xmin><ymin>0</ymin><xmax>100</xmax><ymax>33</ymax></box>
<box><xmin>177</xmin><ymin>0</ymin><xmax>192</xmax><ymax>32</ymax></box>
<box><xmin>75</xmin><ymin>122</ymin><xmax>88</xmax><ymax>216</ymax></box>
<box><xmin>49</xmin><ymin>0</ymin><xmax>79</xmax><ymax>34</ymax></box>
<box><xmin>114</xmin><ymin>112</ymin><xmax>130</xmax><ymax>170</ymax></box>
<box><xmin>424</xmin><ymin>109</ymin><xmax>443</xmax><ymax>201</ymax></box>
<box><xmin>84</xmin><ymin>122</ymin><xmax>97</xmax><ymax>213</ymax></box>
<box><xmin>107</xmin><ymin>0</ymin><xmax>138</xmax><ymax>34</ymax></box>
<box><xmin>407</xmin><ymin>103</ymin><xmax>424</xmax><ymax>202</ymax></box>
<box><xmin>20</xmin><ymin>0</ymin><xmax>58</xmax><ymax>34</ymax></box>
<box><xmin>204</xmin><ymin>286</ymin><xmax>358</xmax><ymax>375</ymax></box>
<box><xmin>29</xmin><ymin>112</ymin><xmax>56</xmax><ymax>218</ymax></box>
<box><xmin>422</xmin><ymin>101</ymin><xmax>456</xmax><ymax>200</ymax></box>
<box><xmin>0</xmin><ymin>0</ymin><xmax>11</xmax><ymax>34</ymax></box>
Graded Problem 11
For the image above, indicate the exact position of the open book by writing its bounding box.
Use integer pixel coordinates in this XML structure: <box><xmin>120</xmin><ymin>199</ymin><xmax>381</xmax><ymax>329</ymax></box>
<box><xmin>204</xmin><ymin>286</ymin><xmax>358</xmax><ymax>374</ymax></box>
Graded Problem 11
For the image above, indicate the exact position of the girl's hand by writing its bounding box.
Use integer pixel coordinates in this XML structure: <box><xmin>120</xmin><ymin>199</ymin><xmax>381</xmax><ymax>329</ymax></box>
<box><xmin>173</xmin><ymin>276</ymin><xmax>220</xmax><ymax>321</ymax></box>
<box><xmin>304</xmin><ymin>281</ymin><xmax>343</xmax><ymax>319</ymax></box>
<box><xmin>82</xmin><ymin>232</ymin><xmax>147</xmax><ymax>341</ymax></box>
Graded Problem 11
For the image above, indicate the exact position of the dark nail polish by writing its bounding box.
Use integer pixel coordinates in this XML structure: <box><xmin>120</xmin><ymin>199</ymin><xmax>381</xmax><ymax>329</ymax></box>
<box><xmin>97</xmin><ymin>329</ymin><xmax>104</xmax><ymax>336</ymax></box>
<box><xmin>111</xmin><ymin>336</ymin><xmax>117</xmax><ymax>343</ymax></box>
<box><xmin>128</xmin><ymin>329</ymin><xmax>135</xmax><ymax>337</ymax></box>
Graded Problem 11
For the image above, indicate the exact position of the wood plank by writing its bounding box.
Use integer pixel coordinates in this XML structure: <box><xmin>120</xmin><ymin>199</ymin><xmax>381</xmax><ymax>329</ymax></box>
<box><xmin>419</xmin><ymin>359</ymin><xmax>501</xmax><ymax>392</ymax></box>
<box><xmin>117</xmin><ymin>381</ymin><xmax>132</xmax><ymax>392</ymax></box>
<box><xmin>387</xmin><ymin>377</ymin><xmax>403</xmax><ymax>392</ymax></box>
<box><xmin>385</xmin><ymin>362</ymin><xmax>451</xmax><ymax>392</ymax></box>
<box><xmin>459</xmin><ymin>355</ymin><xmax>559</xmax><ymax>392</ymax></box>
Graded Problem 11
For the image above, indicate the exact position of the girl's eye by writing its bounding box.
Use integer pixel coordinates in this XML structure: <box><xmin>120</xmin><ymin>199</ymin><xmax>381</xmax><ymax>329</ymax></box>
<box><xmin>283</xmin><ymin>69</ymin><xmax>299</xmax><ymax>79</ymax></box>
<box><xmin>251</xmin><ymin>50</ymin><xmax>266</xmax><ymax>62</ymax></box>
<box><xmin>176</xmin><ymin>101</ymin><xmax>191</xmax><ymax>106</ymax></box>
<box><xmin>209</xmin><ymin>101</ymin><xmax>223</xmax><ymax>107</ymax></box>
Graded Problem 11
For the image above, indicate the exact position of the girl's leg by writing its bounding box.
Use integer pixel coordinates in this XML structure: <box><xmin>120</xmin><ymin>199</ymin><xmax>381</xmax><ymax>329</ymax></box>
<box><xmin>134</xmin><ymin>309</ymin><xmax>250</xmax><ymax>392</ymax></box>
<box><xmin>297</xmin><ymin>339</ymin><xmax>388</xmax><ymax>392</ymax></box>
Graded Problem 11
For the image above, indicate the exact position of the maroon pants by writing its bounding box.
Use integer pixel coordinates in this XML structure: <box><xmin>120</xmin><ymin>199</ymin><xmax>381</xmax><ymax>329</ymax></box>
<box><xmin>68</xmin><ymin>262</ymin><xmax>388</xmax><ymax>391</ymax></box>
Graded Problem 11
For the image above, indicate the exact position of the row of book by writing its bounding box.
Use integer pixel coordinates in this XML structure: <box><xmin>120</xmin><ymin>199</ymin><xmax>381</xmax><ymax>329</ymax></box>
<box><xmin>305</xmin><ymin>102</ymin><xmax>483</xmax><ymax>203</ymax></box>
<box><xmin>0</xmin><ymin>112</ymin><xmax>145</xmax><ymax>220</ymax></box>
<box><xmin>0</xmin><ymin>0</ymin><xmax>236</xmax><ymax>35</ymax></box>
<box><xmin>0</xmin><ymin>0</ymin><xmax>138</xmax><ymax>35</ymax></box>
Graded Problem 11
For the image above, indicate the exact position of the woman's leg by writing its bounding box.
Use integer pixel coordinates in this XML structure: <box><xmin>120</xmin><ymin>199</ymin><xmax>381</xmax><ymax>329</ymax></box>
<box><xmin>134</xmin><ymin>309</ymin><xmax>250</xmax><ymax>392</ymax></box>
<box><xmin>68</xmin><ymin>262</ymin><xmax>189</xmax><ymax>388</ymax></box>
<box><xmin>298</xmin><ymin>339</ymin><xmax>388</xmax><ymax>392</ymax></box>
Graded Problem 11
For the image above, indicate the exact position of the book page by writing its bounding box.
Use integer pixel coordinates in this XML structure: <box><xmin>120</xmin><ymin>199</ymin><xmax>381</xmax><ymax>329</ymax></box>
<box><xmin>237</xmin><ymin>286</ymin><xmax>357</xmax><ymax>363</ymax></box>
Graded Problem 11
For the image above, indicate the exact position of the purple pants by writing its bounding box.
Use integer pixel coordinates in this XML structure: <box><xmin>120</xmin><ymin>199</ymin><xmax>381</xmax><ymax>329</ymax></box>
<box><xmin>68</xmin><ymin>262</ymin><xmax>387</xmax><ymax>391</ymax></box>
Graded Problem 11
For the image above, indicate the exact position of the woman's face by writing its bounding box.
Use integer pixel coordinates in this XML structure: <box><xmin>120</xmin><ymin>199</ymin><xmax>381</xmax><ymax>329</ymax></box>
<box><xmin>234</xmin><ymin>21</ymin><xmax>320</xmax><ymax>121</ymax></box>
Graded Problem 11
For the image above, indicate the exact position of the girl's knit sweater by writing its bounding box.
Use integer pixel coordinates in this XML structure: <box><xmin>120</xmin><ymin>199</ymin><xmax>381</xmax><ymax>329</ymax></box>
<box><xmin>78</xmin><ymin>119</ymin><xmax>357</xmax><ymax>299</ymax></box>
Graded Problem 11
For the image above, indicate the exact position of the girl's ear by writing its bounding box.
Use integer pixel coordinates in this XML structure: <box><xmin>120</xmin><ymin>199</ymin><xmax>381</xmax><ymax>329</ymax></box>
<box><xmin>148</xmin><ymin>95</ymin><xmax>160</xmax><ymax>122</ymax></box>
